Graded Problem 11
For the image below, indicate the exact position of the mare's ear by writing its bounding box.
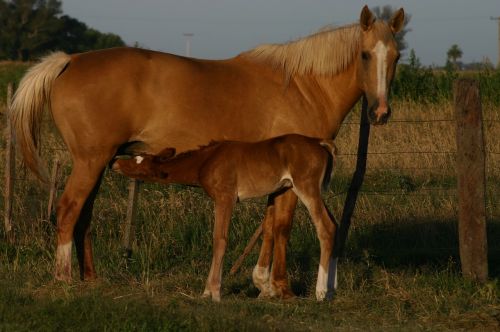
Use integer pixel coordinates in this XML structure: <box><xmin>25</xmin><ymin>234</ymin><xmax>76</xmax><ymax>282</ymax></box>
<box><xmin>389</xmin><ymin>8</ymin><xmax>405</xmax><ymax>34</ymax></box>
<box><xmin>360</xmin><ymin>5</ymin><xmax>376</xmax><ymax>31</ymax></box>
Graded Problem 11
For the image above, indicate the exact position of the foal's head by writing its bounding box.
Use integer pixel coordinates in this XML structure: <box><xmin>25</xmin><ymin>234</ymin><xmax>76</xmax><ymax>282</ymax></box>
<box><xmin>356</xmin><ymin>5</ymin><xmax>404</xmax><ymax>125</ymax></box>
<box><xmin>112</xmin><ymin>148</ymin><xmax>176</xmax><ymax>180</ymax></box>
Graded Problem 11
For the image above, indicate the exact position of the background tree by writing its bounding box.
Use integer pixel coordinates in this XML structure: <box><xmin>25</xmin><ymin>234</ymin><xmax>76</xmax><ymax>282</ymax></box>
<box><xmin>0</xmin><ymin>0</ymin><xmax>126</xmax><ymax>61</ymax></box>
<box><xmin>371</xmin><ymin>5</ymin><xmax>412</xmax><ymax>53</ymax></box>
<box><xmin>446</xmin><ymin>44</ymin><xmax>463</xmax><ymax>70</ymax></box>
<box><xmin>0</xmin><ymin>0</ymin><xmax>62</xmax><ymax>60</ymax></box>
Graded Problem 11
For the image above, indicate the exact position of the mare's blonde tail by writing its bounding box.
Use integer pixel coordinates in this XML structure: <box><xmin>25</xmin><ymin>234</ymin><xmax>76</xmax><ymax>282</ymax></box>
<box><xmin>9</xmin><ymin>52</ymin><xmax>71</xmax><ymax>182</ymax></box>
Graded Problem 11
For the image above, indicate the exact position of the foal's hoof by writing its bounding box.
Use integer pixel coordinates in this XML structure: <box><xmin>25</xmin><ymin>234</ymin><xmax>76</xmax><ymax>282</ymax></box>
<box><xmin>278</xmin><ymin>288</ymin><xmax>296</xmax><ymax>300</ymax></box>
<box><xmin>54</xmin><ymin>272</ymin><xmax>72</xmax><ymax>283</ymax></box>
<box><xmin>201</xmin><ymin>289</ymin><xmax>221</xmax><ymax>302</ymax></box>
<box><xmin>315</xmin><ymin>289</ymin><xmax>335</xmax><ymax>301</ymax></box>
<box><xmin>257</xmin><ymin>288</ymin><xmax>274</xmax><ymax>299</ymax></box>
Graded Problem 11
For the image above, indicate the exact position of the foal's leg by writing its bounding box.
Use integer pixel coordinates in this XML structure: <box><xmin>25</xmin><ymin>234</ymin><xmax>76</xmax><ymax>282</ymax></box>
<box><xmin>203</xmin><ymin>194</ymin><xmax>236</xmax><ymax>302</ymax></box>
<box><xmin>55</xmin><ymin>159</ymin><xmax>108</xmax><ymax>282</ymax></box>
<box><xmin>293</xmin><ymin>187</ymin><xmax>337</xmax><ymax>301</ymax></box>
<box><xmin>252</xmin><ymin>195</ymin><xmax>275</xmax><ymax>297</ymax></box>
<box><xmin>270</xmin><ymin>189</ymin><xmax>298</xmax><ymax>299</ymax></box>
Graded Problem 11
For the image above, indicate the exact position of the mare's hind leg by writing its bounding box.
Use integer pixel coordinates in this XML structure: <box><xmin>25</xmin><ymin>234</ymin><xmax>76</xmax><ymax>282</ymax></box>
<box><xmin>55</xmin><ymin>158</ymin><xmax>109</xmax><ymax>282</ymax></box>
<box><xmin>270</xmin><ymin>189</ymin><xmax>298</xmax><ymax>299</ymax></box>
<box><xmin>252</xmin><ymin>195</ymin><xmax>275</xmax><ymax>297</ymax></box>
<box><xmin>73</xmin><ymin>171</ymin><xmax>104</xmax><ymax>280</ymax></box>
<box><xmin>293</xmin><ymin>186</ymin><xmax>337</xmax><ymax>301</ymax></box>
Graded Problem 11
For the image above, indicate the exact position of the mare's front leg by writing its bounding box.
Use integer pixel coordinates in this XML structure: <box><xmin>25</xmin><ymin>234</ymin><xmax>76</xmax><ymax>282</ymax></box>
<box><xmin>203</xmin><ymin>194</ymin><xmax>236</xmax><ymax>302</ymax></box>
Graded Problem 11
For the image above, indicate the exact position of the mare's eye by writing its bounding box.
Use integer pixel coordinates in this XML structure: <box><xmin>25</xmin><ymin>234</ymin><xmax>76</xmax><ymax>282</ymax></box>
<box><xmin>361</xmin><ymin>51</ymin><xmax>370</xmax><ymax>61</ymax></box>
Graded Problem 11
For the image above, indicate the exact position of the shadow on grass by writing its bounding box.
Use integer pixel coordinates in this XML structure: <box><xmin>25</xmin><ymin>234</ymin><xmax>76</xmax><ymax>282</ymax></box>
<box><xmin>345</xmin><ymin>217</ymin><xmax>500</xmax><ymax>278</ymax></box>
<box><xmin>227</xmin><ymin>216</ymin><xmax>500</xmax><ymax>298</ymax></box>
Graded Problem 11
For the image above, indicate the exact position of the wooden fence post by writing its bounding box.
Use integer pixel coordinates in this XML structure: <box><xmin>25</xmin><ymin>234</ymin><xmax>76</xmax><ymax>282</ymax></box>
<box><xmin>454</xmin><ymin>79</ymin><xmax>488</xmax><ymax>282</ymax></box>
<box><xmin>47</xmin><ymin>158</ymin><xmax>61</xmax><ymax>221</ymax></box>
<box><xmin>122</xmin><ymin>179</ymin><xmax>140</xmax><ymax>258</ymax></box>
<box><xmin>4</xmin><ymin>83</ymin><xmax>15</xmax><ymax>243</ymax></box>
<box><xmin>333</xmin><ymin>96</ymin><xmax>370</xmax><ymax>258</ymax></box>
<box><xmin>230</xmin><ymin>223</ymin><xmax>263</xmax><ymax>275</ymax></box>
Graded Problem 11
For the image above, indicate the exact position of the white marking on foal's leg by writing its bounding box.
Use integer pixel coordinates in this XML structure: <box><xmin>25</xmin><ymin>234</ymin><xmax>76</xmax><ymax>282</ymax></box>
<box><xmin>135</xmin><ymin>156</ymin><xmax>144</xmax><ymax>164</ymax></box>
<box><xmin>316</xmin><ymin>257</ymin><xmax>338</xmax><ymax>301</ymax></box>
<box><xmin>316</xmin><ymin>265</ymin><xmax>328</xmax><ymax>300</ymax></box>
<box><xmin>202</xmin><ymin>264</ymin><xmax>215</xmax><ymax>298</ymax></box>
<box><xmin>373</xmin><ymin>40</ymin><xmax>388</xmax><ymax>97</ymax></box>
<box><xmin>55</xmin><ymin>242</ymin><xmax>72</xmax><ymax>281</ymax></box>
<box><xmin>253</xmin><ymin>265</ymin><xmax>274</xmax><ymax>298</ymax></box>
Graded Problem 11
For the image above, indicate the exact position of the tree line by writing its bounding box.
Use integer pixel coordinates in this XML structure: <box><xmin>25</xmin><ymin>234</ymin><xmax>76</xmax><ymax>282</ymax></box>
<box><xmin>0</xmin><ymin>0</ymin><xmax>125</xmax><ymax>61</ymax></box>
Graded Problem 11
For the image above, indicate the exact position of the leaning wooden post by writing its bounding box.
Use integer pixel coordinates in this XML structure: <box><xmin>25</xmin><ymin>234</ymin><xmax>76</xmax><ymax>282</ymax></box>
<box><xmin>230</xmin><ymin>223</ymin><xmax>263</xmax><ymax>275</ymax></box>
<box><xmin>454</xmin><ymin>79</ymin><xmax>488</xmax><ymax>282</ymax></box>
<box><xmin>4</xmin><ymin>83</ymin><xmax>15</xmax><ymax>243</ymax></box>
<box><xmin>333</xmin><ymin>96</ymin><xmax>370</xmax><ymax>258</ymax></box>
<box><xmin>47</xmin><ymin>157</ymin><xmax>61</xmax><ymax>221</ymax></box>
<box><xmin>122</xmin><ymin>179</ymin><xmax>141</xmax><ymax>258</ymax></box>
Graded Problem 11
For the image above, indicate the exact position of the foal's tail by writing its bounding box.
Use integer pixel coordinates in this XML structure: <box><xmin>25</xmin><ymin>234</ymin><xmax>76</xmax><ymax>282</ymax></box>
<box><xmin>9</xmin><ymin>52</ymin><xmax>71</xmax><ymax>182</ymax></box>
<box><xmin>319</xmin><ymin>139</ymin><xmax>337</xmax><ymax>192</ymax></box>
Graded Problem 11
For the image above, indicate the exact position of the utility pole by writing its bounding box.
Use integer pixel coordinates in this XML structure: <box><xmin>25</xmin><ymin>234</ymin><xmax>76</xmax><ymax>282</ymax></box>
<box><xmin>491</xmin><ymin>17</ymin><xmax>500</xmax><ymax>68</ymax></box>
<box><xmin>183</xmin><ymin>33</ymin><xmax>194</xmax><ymax>57</ymax></box>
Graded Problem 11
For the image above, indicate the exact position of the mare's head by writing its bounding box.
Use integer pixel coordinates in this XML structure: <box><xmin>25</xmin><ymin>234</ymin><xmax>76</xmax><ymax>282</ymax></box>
<box><xmin>112</xmin><ymin>148</ymin><xmax>176</xmax><ymax>180</ymax></box>
<box><xmin>356</xmin><ymin>5</ymin><xmax>404</xmax><ymax>125</ymax></box>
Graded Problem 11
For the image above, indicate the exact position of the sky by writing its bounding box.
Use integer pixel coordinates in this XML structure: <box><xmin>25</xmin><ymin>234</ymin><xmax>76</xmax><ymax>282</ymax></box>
<box><xmin>61</xmin><ymin>0</ymin><xmax>499</xmax><ymax>66</ymax></box>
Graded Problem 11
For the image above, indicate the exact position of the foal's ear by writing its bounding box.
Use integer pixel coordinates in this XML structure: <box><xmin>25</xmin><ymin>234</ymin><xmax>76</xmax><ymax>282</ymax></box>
<box><xmin>153</xmin><ymin>148</ymin><xmax>176</xmax><ymax>163</ymax></box>
<box><xmin>360</xmin><ymin>5</ymin><xmax>376</xmax><ymax>31</ymax></box>
<box><xmin>158</xmin><ymin>148</ymin><xmax>176</xmax><ymax>159</ymax></box>
<box><xmin>389</xmin><ymin>8</ymin><xmax>405</xmax><ymax>34</ymax></box>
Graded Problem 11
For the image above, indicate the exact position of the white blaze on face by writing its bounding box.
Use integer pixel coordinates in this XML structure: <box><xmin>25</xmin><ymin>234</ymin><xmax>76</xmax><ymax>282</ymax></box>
<box><xmin>373</xmin><ymin>40</ymin><xmax>389</xmax><ymax>98</ymax></box>
<box><xmin>135</xmin><ymin>156</ymin><xmax>144</xmax><ymax>164</ymax></box>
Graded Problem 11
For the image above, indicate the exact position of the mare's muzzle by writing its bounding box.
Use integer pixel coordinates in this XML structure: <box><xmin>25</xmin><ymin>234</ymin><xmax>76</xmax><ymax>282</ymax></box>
<box><xmin>367</xmin><ymin>100</ymin><xmax>391</xmax><ymax>125</ymax></box>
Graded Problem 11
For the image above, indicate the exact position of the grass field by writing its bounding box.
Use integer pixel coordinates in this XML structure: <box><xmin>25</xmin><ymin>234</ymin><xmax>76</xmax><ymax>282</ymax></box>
<box><xmin>1</xmin><ymin>68</ymin><xmax>500</xmax><ymax>330</ymax></box>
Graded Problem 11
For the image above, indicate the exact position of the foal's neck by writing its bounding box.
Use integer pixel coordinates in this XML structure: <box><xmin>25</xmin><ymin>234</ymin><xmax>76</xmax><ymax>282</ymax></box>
<box><xmin>158</xmin><ymin>144</ymin><xmax>220</xmax><ymax>185</ymax></box>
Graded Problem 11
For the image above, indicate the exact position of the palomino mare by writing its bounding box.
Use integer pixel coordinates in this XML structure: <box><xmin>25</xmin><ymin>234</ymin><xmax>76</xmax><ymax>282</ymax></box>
<box><xmin>9</xmin><ymin>6</ymin><xmax>404</xmax><ymax>296</ymax></box>
<box><xmin>112</xmin><ymin>134</ymin><xmax>338</xmax><ymax>301</ymax></box>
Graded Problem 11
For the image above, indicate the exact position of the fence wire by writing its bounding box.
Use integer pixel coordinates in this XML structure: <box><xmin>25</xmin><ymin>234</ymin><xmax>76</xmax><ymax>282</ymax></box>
<box><xmin>2</xmin><ymin>112</ymin><xmax>500</xmax><ymax>226</ymax></box>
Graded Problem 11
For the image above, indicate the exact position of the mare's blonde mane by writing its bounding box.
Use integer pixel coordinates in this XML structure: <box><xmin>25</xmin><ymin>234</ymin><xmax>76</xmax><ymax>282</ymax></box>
<box><xmin>242</xmin><ymin>24</ymin><xmax>361</xmax><ymax>77</ymax></box>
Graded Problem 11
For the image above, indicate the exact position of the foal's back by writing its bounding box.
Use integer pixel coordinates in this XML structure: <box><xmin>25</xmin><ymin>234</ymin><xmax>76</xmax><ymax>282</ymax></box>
<box><xmin>199</xmin><ymin>134</ymin><xmax>334</xmax><ymax>200</ymax></box>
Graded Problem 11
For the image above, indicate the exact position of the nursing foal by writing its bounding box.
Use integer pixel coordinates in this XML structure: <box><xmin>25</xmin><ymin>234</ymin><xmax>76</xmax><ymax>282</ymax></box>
<box><xmin>112</xmin><ymin>134</ymin><xmax>338</xmax><ymax>301</ymax></box>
